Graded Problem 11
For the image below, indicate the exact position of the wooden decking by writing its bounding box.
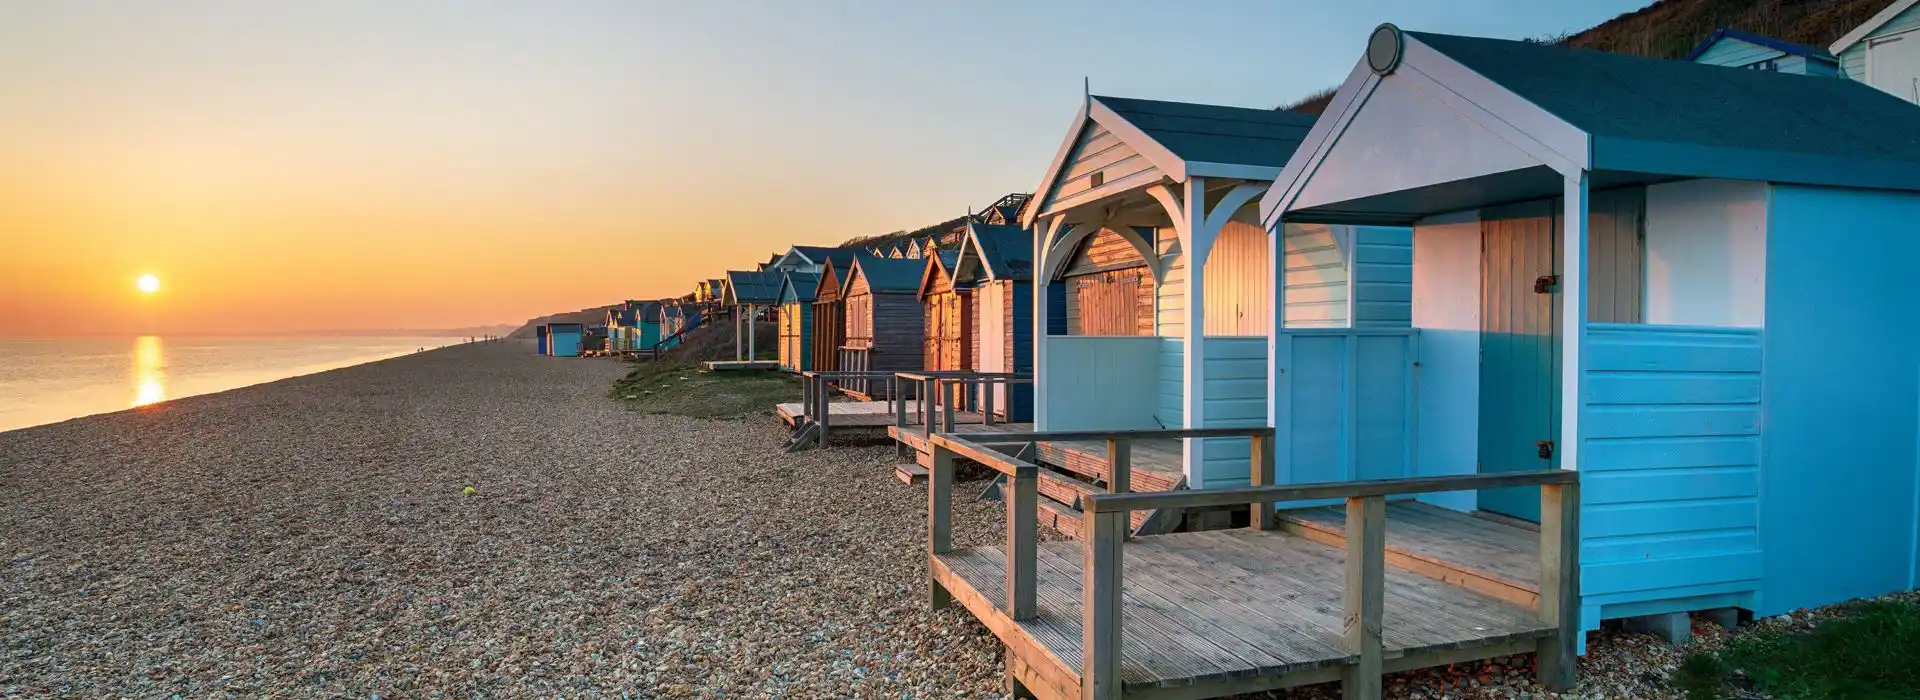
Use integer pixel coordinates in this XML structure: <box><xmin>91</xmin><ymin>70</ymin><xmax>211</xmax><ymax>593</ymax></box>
<box><xmin>775</xmin><ymin>400</ymin><xmax>989</xmax><ymax>430</ymax></box>
<box><xmin>1279</xmin><ymin>502</ymin><xmax>1541</xmax><ymax>607</ymax></box>
<box><xmin>934</xmin><ymin>528</ymin><xmax>1555</xmax><ymax>697</ymax></box>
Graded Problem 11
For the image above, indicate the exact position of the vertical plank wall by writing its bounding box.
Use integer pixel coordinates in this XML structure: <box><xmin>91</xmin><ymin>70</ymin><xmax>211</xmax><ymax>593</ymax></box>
<box><xmin>1580</xmin><ymin>323</ymin><xmax>1763</xmax><ymax>625</ymax></box>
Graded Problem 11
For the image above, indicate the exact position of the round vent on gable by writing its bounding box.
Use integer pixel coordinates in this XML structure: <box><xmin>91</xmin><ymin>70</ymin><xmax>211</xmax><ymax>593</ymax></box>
<box><xmin>1368</xmin><ymin>24</ymin><xmax>1404</xmax><ymax>76</ymax></box>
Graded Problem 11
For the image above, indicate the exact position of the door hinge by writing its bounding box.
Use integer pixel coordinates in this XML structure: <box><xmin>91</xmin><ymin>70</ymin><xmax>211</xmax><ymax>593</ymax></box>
<box><xmin>1536</xmin><ymin>440</ymin><xmax>1555</xmax><ymax>460</ymax></box>
<box><xmin>1534</xmin><ymin>275</ymin><xmax>1560</xmax><ymax>294</ymax></box>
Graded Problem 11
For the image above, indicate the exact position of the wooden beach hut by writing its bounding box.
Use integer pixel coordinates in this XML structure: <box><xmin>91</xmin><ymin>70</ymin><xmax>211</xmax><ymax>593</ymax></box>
<box><xmin>545</xmin><ymin>322</ymin><xmax>584</xmax><ymax>357</ymax></box>
<box><xmin>1251</xmin><ymin>22</ymin><xmax>1920</xmax><ymax>666</ymax></box>
<box><xmin>777</xmin><ymin>270</ymin><xmax>821</xmax><ymax>372</ymax></box>
<box><xmin>1685</xmin><ymin>27</ymin><xmax>1839</xmax><ymax>75</ymax></box>
<box><xmin>951</xmin><ymin>221</ymin><xmax>1036</xmax><ymax>421</ymax></box>
<box><xmin>713</xmin><ymin>270</ymin><xmax>783</xmax><ymax>370</ymax></box>
<box><xmin>837</xmin><ymin>254</ymin><xmax>924</xmax><ymax>397</ymax></box>
<box><xmin>809</xmin><ymin>257</ymin><xmax>854</xmax><ymax>373</ymax></box>
<box><xmin>1832</xmin><ymin>0</ymin><xmax>1920</xmax><ymax>102</ymax></box>
<box><xmin>917</xmin><ymin>250</ymin><xmax>971</xmax><ymax>387</ymax></box>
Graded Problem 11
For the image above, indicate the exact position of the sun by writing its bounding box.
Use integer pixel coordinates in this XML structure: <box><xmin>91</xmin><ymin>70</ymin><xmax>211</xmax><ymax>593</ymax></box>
<box><xmin>136</xmin><ymin>274</ymin><xmax>161</xmax><ymax>294</ymax></box>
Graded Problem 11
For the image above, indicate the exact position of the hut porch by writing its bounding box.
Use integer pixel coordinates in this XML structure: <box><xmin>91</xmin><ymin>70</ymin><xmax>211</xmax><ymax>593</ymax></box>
<box><xmin>926</xmin><ymin>431</ymin><xmax>1580</xmax><ymax>700</ymax></box>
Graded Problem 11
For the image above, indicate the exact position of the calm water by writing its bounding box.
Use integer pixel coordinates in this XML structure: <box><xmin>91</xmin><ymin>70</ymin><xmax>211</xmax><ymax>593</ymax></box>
<box><xmin>0</xmin><ymin>336</ymin><xmax>456</xmax><ymax>433</ymax></box>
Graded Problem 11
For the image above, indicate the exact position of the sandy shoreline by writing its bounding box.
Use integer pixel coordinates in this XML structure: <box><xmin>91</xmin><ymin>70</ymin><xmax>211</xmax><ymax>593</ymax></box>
<box><xmin>1</xmin><ymin>341</ymin><xmax>1011</xmax><ymax>697</ymax></box>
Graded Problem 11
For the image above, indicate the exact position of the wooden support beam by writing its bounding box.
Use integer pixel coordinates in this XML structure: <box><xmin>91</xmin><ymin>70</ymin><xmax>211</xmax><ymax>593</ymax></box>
<box><xmin>1106</xmin><ymin>438</ymin><xmax>1131</xmax><ymax>496</ymax></box>
<box><xmin>1343</xmin><ymin>495</ymin><xmax>1386</xmax><ymax>700</ymax></box>
<box><xmin>1081</xmin><ymin>510</ymin><xmax>1125</xmax><ymax>700</ymax></box>
<box><xmin>1537</xmin><ymin>482</ymin><xmax>1581</xmax><ymax>690</ymax></box>
<box><xmin>1251</xmin><ymin>433</ymin><xmax>1276</xmax><ymax>530</ymax></box>
<box><xmin>928</xmin><ymin>444</ymin><xmax>956</xmax><ymax>610</ymax></box>
<box><xmin>1007</xmin><ymin>467</ymin><xmax>1038</xmax><ymax>620</ymax></box>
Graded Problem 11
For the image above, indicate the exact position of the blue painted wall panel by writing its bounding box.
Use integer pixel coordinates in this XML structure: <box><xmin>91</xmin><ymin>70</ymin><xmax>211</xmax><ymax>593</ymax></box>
<box><xmin>1759</xmin><ymin>184</ymin><xmax>1920</xmax><ymax>615</ymax></box>
<box><xmin>1580</xmin><ymin>323</ymin><xmax>1763</xmax><ymax>619</ymax></box>
<box><xmin>1271</xmin><ymin>329</ymin><xmax>1419</xmax><ymax>493</ymax></box>
<box><xmin>1353</xmin><ymin>226</ymin><xmax>1414</xmax><ymax>328</ymax></box>
<box><xmin>550</xmin><ymin>329</ymin><xmax>584</xmax><ymax>357</ymax></box>
<box><xmin>1010</xmin><ymin>282</ymin><xmax>1035</xmax><ymax>422</ymax></box>
<box><xmin>1199</xmin><ymin>337</ymin><xmax>1269</xmax><ymax>488</ymax></box>
<box><xmin>1156</xmin><ymin>339</ymin><xmax>1183</xmax><ymax>427</ymax></box>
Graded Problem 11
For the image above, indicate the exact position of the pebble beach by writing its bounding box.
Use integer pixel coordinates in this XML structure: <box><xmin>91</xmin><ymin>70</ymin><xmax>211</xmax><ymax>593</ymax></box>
<box><xmin>2</xmin><ymin>341</ymin><xmax>1716</xmax><ymax>698</ymax></box>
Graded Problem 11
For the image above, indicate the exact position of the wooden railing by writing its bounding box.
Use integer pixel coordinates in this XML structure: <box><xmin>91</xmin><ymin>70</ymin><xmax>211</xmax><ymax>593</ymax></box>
<box><xmin>892</xmin><ymin>372</ymin><xmax>1032</xmax><ymax>438</ymax></box>
<box><xmin>927</xmin><ymin>429</ymin><xmax>1581</xmax><ymax>699</ymax></box>
<box><xmin>797</xmin><ymin>370</ymin><xmax>915</xmax><ymax>446</ymax></box>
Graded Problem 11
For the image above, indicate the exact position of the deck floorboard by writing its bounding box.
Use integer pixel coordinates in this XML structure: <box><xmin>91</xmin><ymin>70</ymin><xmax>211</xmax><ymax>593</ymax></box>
<box><xmin>1278</xmin><ymin>502</ymin><xmax>1541</xmax><ymax>592</ymax></box>
<box><xmin>936</xmin><ymin>528</ymin><xmax>1553</xmax><ymax>694</ymax></box>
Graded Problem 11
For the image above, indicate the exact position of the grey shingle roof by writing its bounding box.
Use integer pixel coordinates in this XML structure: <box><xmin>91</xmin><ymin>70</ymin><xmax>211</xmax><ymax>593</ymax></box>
<box><xmin>965</xmin><ymin>223</ymin><xmax>1033</xmax><ymax>281</ymax></box>
<box><xmin>1097</xmin><ymin>95</ymin><xmax>1318</xmax><ymax>168</ymax></box>
<box><xmin>849</xmin><ymin>255</ymin><xmax>923</xmax><ymax>293</ymax></box>
<box><xmin>1411</xmin><ymin>31</ymin><xmax>1920</xmax><ymax>188</ymax></box>
<box><xmin>781</xmin><ymin>271</ymin><xmax>821</xmax><ymax>302</ymax></box>
<box><xmin>724</xmin><ymin>270</ymin><xmax>785</xmax><ymax>304</ymax></box>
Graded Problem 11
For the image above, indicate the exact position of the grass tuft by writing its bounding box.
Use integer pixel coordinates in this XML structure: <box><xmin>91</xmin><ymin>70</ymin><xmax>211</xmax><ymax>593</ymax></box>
<box><xmin>1676</xmin><ymin>599</ymin><xmax>1920</xmax><ymax>700</ymax></box>
<box><xmin>610</xmin><ymin>361</ymin><xmax>798</xmax><ymax>420</ymax></box>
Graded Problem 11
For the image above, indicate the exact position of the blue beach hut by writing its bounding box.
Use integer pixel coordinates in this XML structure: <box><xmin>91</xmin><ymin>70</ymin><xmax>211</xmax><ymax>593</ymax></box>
<box><xmin>1258</xmin><ymin>25</ymin><xmax>1920</xmax><ymax>643</ymax></box>
<box><xmin>535</xmin><ymin>324</ymin><xmax>549</xmax><ymax>355</ymax></box>
<box><xmin>546</xmin><ymin>323</ymin><xmax>585</xmax><ymax>358</ymax></box>
<box><xmin>1684</xmin><ymin>27</ymin><xmax>1839</xmax><ymax>75</ymax></box>
<box><xmin>951</xmin><ymin>221</ymin><xmax>1037</xmax><ymax>422</ymax></box>
<box><xmin>777</xmin><ymin>270</ymin><xmax>821</xmax><ymax>372</ymax></box>
<box><xmin>634</xmin><ymin>301</ymin><xmax>663</xmax><ymax>351</ymax></box>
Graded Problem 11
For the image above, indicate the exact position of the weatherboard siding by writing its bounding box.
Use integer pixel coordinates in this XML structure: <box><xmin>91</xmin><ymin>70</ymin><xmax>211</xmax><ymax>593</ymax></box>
<box><xmin>1691</xmin><ymin>37</ymin><xmax>1784</xmax><ymax>69</ymax></box>
<box><xmin>1041</xmin><ymin>121</ymin><xmax>1163</xmax><ymax>217</ymax></box>
<box><xmin>1352</xmin><ymin>226</ymin><xmax>1414</xmax><ymax>327</ymax></box>
<box><xmin>1043</xmin><ymin>336</ymin><xmax>1163</xmax><ymax>431</ymax></box>
<box><xmin>1269</xmin><ymin>329</ymin><xmax>1418</xmax><ymax>497</ymax></box>
<box><xmin>1839</xmin><ymin>4</ymin><xmax>1920</xmax><ymax>81</ymax></box>
<box><xmin>1578</xmin><ymin>324</ymin><xmax>1762</xmax><ymax>622</ymax></box>
<box><xmin>1283</xmin><ymin>224</ymin><xmax>1347</xmax><ymax>328</ymax></box>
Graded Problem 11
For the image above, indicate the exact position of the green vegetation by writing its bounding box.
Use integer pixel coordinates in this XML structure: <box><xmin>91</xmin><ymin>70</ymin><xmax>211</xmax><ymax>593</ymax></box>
<box><xmin>611</xmin><ymin>361</ymin><xmax>798</xmax><ymax>420</ymax></box>
<box><xmin>1676</xmin><ymin>598</ymin><xmax>1920</xmax><ymax>700</ymax></box>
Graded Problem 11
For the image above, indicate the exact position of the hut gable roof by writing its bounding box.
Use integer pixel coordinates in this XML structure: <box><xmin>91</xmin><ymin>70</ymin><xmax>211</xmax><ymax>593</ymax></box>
<box><xmin>956</xmin><ymin>222</ymin><xmax>1035</xmax><ymax>282</ymax></box>
<box><xmin>1262</xmin><ymin>28</ymin><xmax>1920</xmax><ymax>226</ymax></box>
<box><xmin>1833</xmin><ymin>0</ymin><xmax>1920</xmax><ymax>54</ymax></box>
<box><xmin>782</xmin><ymin>245</ymin><xmax>863</xmax><ymax>270</ymax></box>
<box><xmin>814</xmin><ymin>260</ymin><xmax>846</xmax><ymax>302</ymax></box>
<box><xmin>723</xmin><ymin>270</ymin><xmax>785</xmax><ymax>305</ymax></box>
<box><xmin>844</xmin><ymin>254</ymin><xmax>923</xmax><ymax>296</ymax></box>
<box><xmin>1025</xmin><ymin>95</ymin><xmax>1318</xmax><ymax>227</ymax></box>
<box><xmin>1683</xmin><ymin>27</ymin><xmax>1836</xmax><ymax>64</ymax></box>
<box><xmin>916</xmin><ymin>249</ymin><xmax>962</xmax><ymax>300</ymax></box>
<box><xmin>780</xmin><ymin>270</ymin><xmax>822</xmax><ymax>303</ymax></box>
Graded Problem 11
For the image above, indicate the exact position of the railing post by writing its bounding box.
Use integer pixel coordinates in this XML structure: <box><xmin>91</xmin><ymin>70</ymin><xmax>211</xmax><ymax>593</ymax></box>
<box><xmin>922</xmin><ymin>379</ymin><xmax>936</xmax><ymax>438</ymax></box>
<box><xmin>942</xmin><ymin>380</ymin><xmax>957</xmax><ymax>432</ymax></box>
<box><xmin>1106</xmin><ymin>438</ymin><xmax>1131</xmax><ymax>496</ymax></box>
<box><xmin>1081</xmin><ymin>508</ymin><xmax>1125</xmax><ymax>700</ymax></box>
<box><xmin>1251</xmin><ymin>432</ymin><xmax>1276</xmax><ymax>530</ymax></box>
<box><xmin>1007</xmin><ymin>464</ymin><xmax>1037</xmax><ymax>620</ymax></box>
<box><xmin>983</xmin><ymin>377</ymin><xmax>997</xmax><ymax>426</ymax></box>
<box><xmin>1537</xmin><ymin>481</ymin><xmax>1581</xmax><ymax>691</ymax></box>
<box><xmin>817</xmin><ymin>377</ymin><xmax>831</xmax><ymax>446</ymax></box>
<box><xmin>894</xmin><ymin>375</ymin><xmax>909</xmax><ymax>430</ymax></box>
<box><xmin>928</xmin><ymin>442</ymin><xmax>956</xmax><ymax>610</ymax></box>
<box><xmin>1343</xmin><ymin>495</ymin><xmax>1385</xmax><ymax>700</ymax></box>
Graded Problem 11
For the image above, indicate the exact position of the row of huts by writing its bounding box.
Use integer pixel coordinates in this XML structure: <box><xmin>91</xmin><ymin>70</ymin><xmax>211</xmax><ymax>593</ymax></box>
<box><xmin>593</xmin><ymin>13</ymin><xmax>1920</xmax><ymax>699</ymax></box>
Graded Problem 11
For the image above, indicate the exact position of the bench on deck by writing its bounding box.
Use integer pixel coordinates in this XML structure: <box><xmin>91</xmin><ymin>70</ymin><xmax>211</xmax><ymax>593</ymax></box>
<box><xmin>927</xmin><ymin>428</ymin><xmax>1580</xmax><ymax>700</ymax></box>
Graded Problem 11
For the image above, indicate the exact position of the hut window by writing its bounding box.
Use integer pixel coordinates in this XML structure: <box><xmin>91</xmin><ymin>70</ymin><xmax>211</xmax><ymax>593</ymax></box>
<box><xmin>1090</xmin><ymin>171</ymin><xmax>1105</xmax><ymax>188</ymax></box>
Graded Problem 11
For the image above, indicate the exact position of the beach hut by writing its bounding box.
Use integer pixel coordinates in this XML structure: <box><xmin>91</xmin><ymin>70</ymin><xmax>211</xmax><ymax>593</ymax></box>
<box><xmin>1832</xmin><ymin>0</ymin><xmax>1920</xmax><ymax>102</ymax></box>
<box><xmin>905</xmin><ymin>238</ymin><xmax>925</xmax><ymax>260</ymax></box>
<box><xmin>1260</xmin><ymin>23</ymin><xmax>1920</xmax><ymax>644</ymax></box>
<box><xmin>633</xmin><ymin>300</ymin><xmax>662</xmax><ymax>352</ymax></box>
<box><xmin>837</xmin><ymin>254</ymin><xmax>924</xmax><ymax>397</ymax></box>
<box><xmin>809</xmin><ymin>257</ymin><xmax>853</xmax><ymax>372</ymax></box>
<box><xmin>1684</xmin><ymin>27</ymin><xmax>1839</xmax><ymax>75</ymax></box>
<box><xmin>604</xmin><ymin>307</ymin><xmax>631</xmax><ymax>353</ymax></box>
<box><xmin>718</xmin><ymin>270</ymin><xmax>784</xmax><ymax>368</ymax></box>
<box><xmin>951</xmin><ymin>221</ymin><xmax>1036</xmax><ymax>421</ymax></box>
<box><xmin>1020</xmin><ymin>92</ymin><xmax>1412</xmax><ymax>488</ymax></box>
<box><xmin>535</xmin><ymin>324</ymin><xmax>549</xmax><ymax>355</ymax></box>
<box><xmin>546</xmin><ymin>323</ymin><xmax>584</xmax><ymax>357</ymax></box>
<box><xmin>777</xmin><ymin>270</ymin><xmax>821</xmax><ymax>372</ymax></box>
<box><xmin>917</xmin><ymin>250</ymin><xmax>971</xmax><ymax>394</ymax></box>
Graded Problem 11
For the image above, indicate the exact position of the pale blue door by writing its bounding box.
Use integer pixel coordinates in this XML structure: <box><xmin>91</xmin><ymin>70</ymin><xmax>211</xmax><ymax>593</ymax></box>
<box><xmin>1478</xmin><ymin>201</ymin><xmax>1561</xmax><ymax>522</ymax></box>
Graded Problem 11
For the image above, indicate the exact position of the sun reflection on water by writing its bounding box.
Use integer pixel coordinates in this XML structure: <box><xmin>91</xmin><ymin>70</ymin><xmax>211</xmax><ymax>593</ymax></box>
<box><xmin>132</xmin><ymin>335</ymin><xmax>167</xmax><ymax>407</ymax></box>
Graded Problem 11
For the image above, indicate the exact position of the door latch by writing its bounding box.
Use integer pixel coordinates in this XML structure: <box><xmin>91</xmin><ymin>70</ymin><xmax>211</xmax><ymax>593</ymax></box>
<box><xmin>1536</xmin><ymin>440</ymin><xmax>1555</xmax><ymax>460</ymax></box>
<box><xmin>1534</xmin><ymin>275</ymin><xmax>1560</xmax><ymax>294</ymax></box>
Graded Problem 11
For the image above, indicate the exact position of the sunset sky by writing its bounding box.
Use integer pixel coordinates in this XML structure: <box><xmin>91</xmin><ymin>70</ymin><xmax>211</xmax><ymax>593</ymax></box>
<box><xmin>0</xmin><ymin>0</ymin><xmax>1647</xmax><ymax>336</ymax></box>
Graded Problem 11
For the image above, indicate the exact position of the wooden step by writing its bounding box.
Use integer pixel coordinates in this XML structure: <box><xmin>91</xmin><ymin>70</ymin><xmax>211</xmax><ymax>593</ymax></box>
<box><xmin>894</xmin><ymin>463</ymin><xmax>928</xmax><ymax>485</ymax></box>
<box><xmin>1036</xmin><ymin>498</ymin><xmax>1082</xmax><ymax>540</ymax></box>
<box><xmin>1036</xmin><ymin>469</ymin><xmax>1099</xmax><ymax>509</ymax></box>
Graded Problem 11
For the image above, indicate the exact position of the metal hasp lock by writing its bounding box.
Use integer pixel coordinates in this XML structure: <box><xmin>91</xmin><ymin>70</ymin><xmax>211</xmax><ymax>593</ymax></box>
<box><xmin>1534</xmin><ymin>275</ymin><xmax>1560</xmax><ymax>294</ymax></box>
<box><xmin>1536</xmin><ymin>440</ymin><xmax>1555</xmax><ymax>460</ymax></box>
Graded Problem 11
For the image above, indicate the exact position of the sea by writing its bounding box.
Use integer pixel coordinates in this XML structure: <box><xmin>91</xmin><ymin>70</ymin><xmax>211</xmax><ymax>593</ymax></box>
<box><xmin>0</xmin><ymin>336</ymin><xmax>458</xmax><ymax>433</ymax></box>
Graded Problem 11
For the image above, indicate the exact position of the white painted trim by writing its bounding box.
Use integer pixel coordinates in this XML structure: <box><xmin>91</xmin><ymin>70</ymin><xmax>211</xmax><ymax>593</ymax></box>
<box><xmin>1185</xmin><ymin>161</ymin><xmax>1283</xmax><ymax>181</ymax></box>
<box><xmin>1833</xmin><ymin>0</ymin><xmax>1920</xmax><ymax>54</ymax></box>
<box><xmin>1259</xmin><ymin>60</ymin><xmax>1380</xmax><ymax>228</ymax></box>
<box><xmin>1179</xmin><ymin>177</ymin><xmax>1209</xmax><ymax>487</ymax></box>
<box><xmin>1559</xmin><ymin>172</ymin><xmax>1589</xmax><ymax>474</ymax></box>
<box><xmin>1022</xmin><ymin>103</ymin><xmax>1093</xmax><ymax>229</ymax></box>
